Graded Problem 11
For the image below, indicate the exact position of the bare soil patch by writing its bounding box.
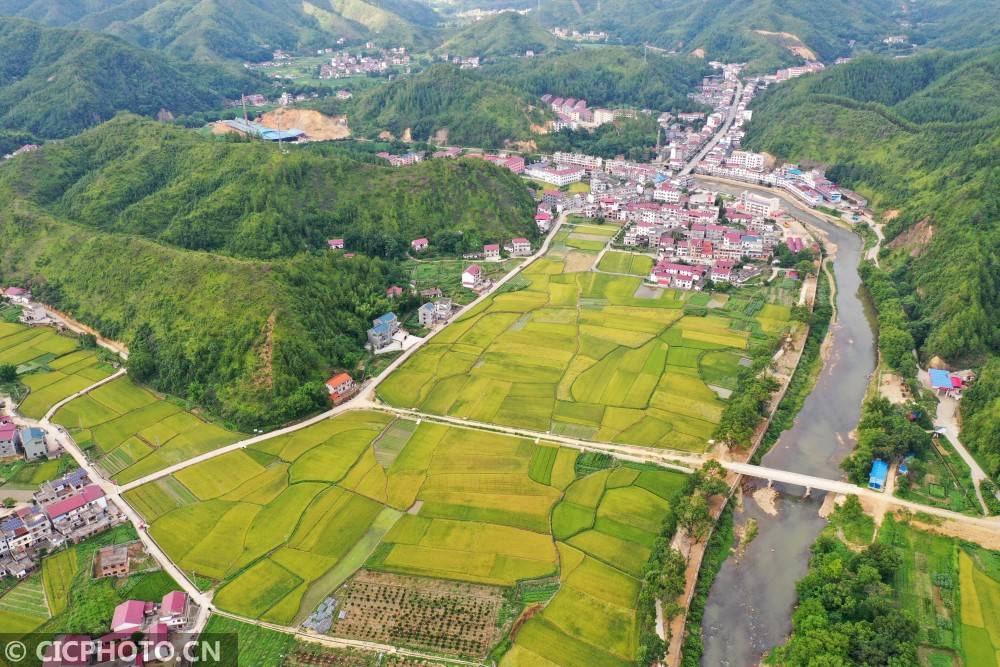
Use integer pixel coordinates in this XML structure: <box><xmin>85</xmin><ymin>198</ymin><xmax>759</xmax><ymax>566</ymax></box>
<box><xmin>751</xmin><ymin>486</ymin><xmax>779</xmax><ymax>516</ymax></box>
<box><xmin>331</xmin><ymin>570</ymin><xmax>504</xmax><ymax>657</ymax></box>
<box><xmin>886</xmin><ymin>217</ymin><xmax>934</xmax><ymax>258</ymax></box>
<box><xmin>259</xmin><ymin>109</ymin><xmax>350</xmax><ymax>141</ymax></box>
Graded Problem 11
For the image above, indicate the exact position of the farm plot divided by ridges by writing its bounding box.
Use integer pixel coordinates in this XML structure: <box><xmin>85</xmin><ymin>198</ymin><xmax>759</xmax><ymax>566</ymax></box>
<box><xmin>0</xmin><ymin>575</ymin><xmax>50</xmax><ymax>636</ymax></box>
<box><xmin>0</xmin><ymin>325</ymin><xmax>78</xmax><ymax>368</ymax></box>
<box><xmin>597</xmin><ymin>251</ymin><xmax>655</xmax><ymax>276</ymax></box>
<box><xmin>53</xmin><ymin>376</ymin><xmax>241</xmax><ymax>484</ymax></box>
<box><xmin>378</xmin><ymin>257</ymin><xmax>792</xmax><ymax>452</ymax></box>
<box><xmin>19</xmin><ymin>349</ymin><xmax>116</xmax><ymax>419</ymax></box>
<box><xmin>127</xmin><ymin>409</ymin><xmax>688</xmax><ymax>665</ymax></box>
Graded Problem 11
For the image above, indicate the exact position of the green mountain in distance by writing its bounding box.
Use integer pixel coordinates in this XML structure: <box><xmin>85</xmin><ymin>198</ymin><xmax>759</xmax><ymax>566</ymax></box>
<box><xmin>0</xmin><ymin>115</ymin><xmax>537</xmax><ymax>427</ymax></box>
<box><xmin>0</xmin><ymin>17</ymin><xmax>251</xmax><ymax>142</ymax></box>
<box><xmin>0</xmin><ymin>0</ymin><xmax>441</xmax><ymax>62</ymax></box>
<box><xmin>435</xmin><ymin>12</ymin><xmax>563</xmax><ymax>57</ymax></box>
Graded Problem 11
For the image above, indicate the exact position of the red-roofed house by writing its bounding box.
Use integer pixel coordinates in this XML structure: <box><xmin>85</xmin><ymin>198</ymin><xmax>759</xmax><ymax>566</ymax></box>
<box><xmin>0</xmin><ymin>421</ymin><xmax>17</xmax><ymax>459</ymax></box>
<box><xmin>159</xmin><ymin>591</ymin><xmax>189</xmax><ymax>628</ymax></box>
<box><xmin>462</xmin><ymin>265</ymin><xmax>484</xmax><ymax>289</ymax></box>
<box><xmin>483</xmin><ymin>243</ymin><xmax>501</xmax><ymax>259</ymax></box>
<box><xmin>3</xmin><ymin>286</ymin><xmax>30</xmax><ymax>304</ymax></box>
<box><xmin>505</xmin><ymin>238</ymin><xmax>532</xmax><ymax>257</ymax></box>
<box><xmin>534</xmin><ymin>211</ymin><xmax>553</xmax><ymax>232</ymax></box>
<box><xmin>411</xmin><ymin>237</ymin><xmax>429</xmax><ymax>252</ymax></box>
<box><xmin>327</xmin><ymin>239</ymin><xmax>344</xmax><ymax>250</ymax></box>
<box><xmin>325</xmin><ymin>373</ymin><xmax>356</xmax><ymax>405</ymax></box>
<box><xmin>112</xmin><ymin>600</ymin><xmax>147</xmax><ymax>633</ymax></box>
<box><xmin>386</xmin><ymin>285</ymin><xmax>404</xmax><ymax>298</ymax></box>
<box><xmin>44</xmin><ymin>485</ymin><xmax>106</xmax><ymax>527</ymax></box>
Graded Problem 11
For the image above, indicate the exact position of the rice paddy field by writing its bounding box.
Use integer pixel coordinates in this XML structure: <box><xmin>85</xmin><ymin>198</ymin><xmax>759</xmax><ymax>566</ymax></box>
<box><xmin>0</xmin><ymin>574</ymin><xmax>50</xmax><ymax>636</ymax></box>
<box><xmin>597</xmin><ymin>251</ymin><xmax>655</xmax><ymax>276</ymax></box>
<box><xmin>126</xmin><ymin>410</ymin><xmax>688</xmax><ymax>666</ymax></box>
<box><xmin>52</xmin><ymin>376</ymin><xmax>241</xmax><ymax>484</ymax></box>
<box><xmin>377</xmin><ymin>255</ymin><xmax>794</xmax><ymax>452</ymax></box>
<box><xmin>0</xmin><ymin>321</ymin><xmax>116</xmax><ymax>419</ymax></box>
<box><xmin>879</xmin><ymin>516</ymin><xmax>1000</xmax><ymax>666</ymax></box>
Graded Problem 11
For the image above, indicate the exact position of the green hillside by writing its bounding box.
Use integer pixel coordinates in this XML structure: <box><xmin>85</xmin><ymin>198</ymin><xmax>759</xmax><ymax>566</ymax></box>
<box><xmin>0</xmin><ymin>116</ymin><xmax>537</xmax><ymax>427</ymax></box>
<box><xmin>0</xmin><ymin>0</ymin><xmax>440</xmax><ymax>62</ymax></box>
<box><xmin>484</xmin><ymin>46</ymin><xmax>709</xmax><ymax>111</ymax></box>
<box><xmin>0</xmin><ymin>17</ymin><xmax>251</xmax><ymax>139</ymax></box>
<box><xmin>743</xmin><ymin>48</ymin><xmax>1000</xmax><ymax>470</ymax></box>
<box><xmin>343</xmin><ymin>64</ymin><xmax>550</xmax><ymax>147</ymax></box>
<box><xmin>436</xmin><ymin>12</ymin><xmax>563</xmax><ymax>57</ymax></box>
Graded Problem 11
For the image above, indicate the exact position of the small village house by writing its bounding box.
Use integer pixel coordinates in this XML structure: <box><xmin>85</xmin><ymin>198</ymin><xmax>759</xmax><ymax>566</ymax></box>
<box><xmin>418</xmin><ymin>302</ymin><xmax>436</xmax><ymax>328</ymax></box>
<box><xmin>483</xmin><ymin>244</ymin><xmax>501</xmax><ymax>259</ymax></box>
<box><xmin>94</xmin><ymin>544</ymin><xmax>130</xmax><ymax>578</ymax></box>
<box><xmin>505</xmin><ymin>238</ymin><xmax>532</xmax><ymax>257</ymax></box>
<box><xmin>0</xmin><ymin>420</ymin><xmax>18</xmax><ymax>459</ymax></box>
<box><xmin>386</xmin><ymin>285</ymin><xmax>404</xmax><ymax>299</ymax></box>
<box><xmin>327</xmin><ymin>239</ymin><xmax>345</xmax><ymax>250</ymax></box>
<box><xmin>111</xmin><ymin>600</ymin><xmax>150</xmax><ymax>633</ymax></box>
<box><xmin>19</xmin><ymin>426</ymin><xmax>47</xmax><ymax>461</ymax></box>
<box><xmin>3</xmin><ymin>286</ymin><xmax>31</xmax><ymax>304</ymax></box>
<box><xmin>159</xmin><ymin>591</ymin><xmax>189</xmax><ymax>628</ymax></box>
<box><xmin>367</xmin><ymin>312</ymin><xmax>399</xmax><ymax>350</ymax></box>
<box><xmin>325</xmin><ymin>373</ymin><xmax>356</xmax><ymax>404</ymax></box>
<box><xmin>462</xmin><ymin>265</ymin><xmax>485</xmax><ymax>289</ymax></box>
<box><xmin>411</xmin><ymin>237</ymin><xmax>429</xmax><ymax>252</ymax></box>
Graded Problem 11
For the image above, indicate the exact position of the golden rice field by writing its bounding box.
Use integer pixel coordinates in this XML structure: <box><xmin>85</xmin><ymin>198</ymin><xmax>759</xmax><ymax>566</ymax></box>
<box><xmin>53</xmin><ymin>376</ymin><xmax>241</xmax><ymax>484</ymax></box>
<box><xmin>125</xmin><ymin>410</ymin><xmax>687</xmax><ymax>666</ymax></box>
<box><xmin>377</xmin><ymin>257</ymin><xmax>793</xmax><ymax>452</ymax></box>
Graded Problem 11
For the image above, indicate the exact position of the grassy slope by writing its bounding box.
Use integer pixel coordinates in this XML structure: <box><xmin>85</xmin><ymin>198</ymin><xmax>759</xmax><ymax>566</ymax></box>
<box><xmin>0</xmin><ymin>16</ymin><xmax>252</xmax><ymax>139</ymax></box>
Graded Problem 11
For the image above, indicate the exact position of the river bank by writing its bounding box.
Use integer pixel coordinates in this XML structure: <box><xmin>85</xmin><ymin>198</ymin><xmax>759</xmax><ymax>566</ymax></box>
<box><xmin>697</xmin><ymin>178</ymin><xmax>878</xmax><ymax>665</ymax></box>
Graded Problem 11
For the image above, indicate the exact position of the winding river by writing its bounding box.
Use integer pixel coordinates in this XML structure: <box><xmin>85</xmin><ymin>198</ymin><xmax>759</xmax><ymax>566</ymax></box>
<box><xmin>697</xmin><ymin>179</ymin><xmax>878</xmax><ymax>665</ymax></box>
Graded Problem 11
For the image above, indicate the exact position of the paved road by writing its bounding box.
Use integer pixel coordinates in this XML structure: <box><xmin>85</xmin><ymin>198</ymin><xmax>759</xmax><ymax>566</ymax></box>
<box><xmin>917</xmin><ymin>367</ymin><xmax>990</xmax><ymax>513</ymax></box>
<box><xmin>680</xmin><ymin>78</ymin><xmax>744</xmax><ymax>176</ymax></box>
<box><xmin>43</xmin><ymin>368</ymin><xmax>126</xmax><ymax>422</ymax></box>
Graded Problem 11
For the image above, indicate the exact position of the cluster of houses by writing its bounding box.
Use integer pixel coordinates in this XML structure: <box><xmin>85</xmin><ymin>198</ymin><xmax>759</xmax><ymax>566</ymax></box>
<box><xmin>376</xmin><ymin>151</ymin><xmax>423</xmax><ymax>167</ymax></box>
<box><xmin>0</xmin><ymin>420</ymin><xmax>56</xmax><ymax>462</ymax></box>
<box><xmin>550</xmin><ymin>27</ymin><xmax>609</xmax><ymax>42</ymax></box>
<box><xmin>319</xmin><ymin>46</ymin><xmax>411</xmax><ymax>79</ymax></box>
<box><xmin>1</xmin><ymin>469</ymin><xmax>126</xmax><ymax>579</ymax></box>
<box><xmin>540</xmin><ymin>94</ymin><xmax>636</xmax><ymax>131</ymax></box>
<box><xmin>39</xmin><ymin>591</ymin><xmax>195</xmax><ymax>666</ymax></box>
<box><xmin>2</xmin><ymin>143</ymin><xmax>40</xmax><ymax>162</ymax></box>
<box><xmin>437</xmin><ymin>53</ymin><xmax>481</xmax><ymax>69</ymax></box>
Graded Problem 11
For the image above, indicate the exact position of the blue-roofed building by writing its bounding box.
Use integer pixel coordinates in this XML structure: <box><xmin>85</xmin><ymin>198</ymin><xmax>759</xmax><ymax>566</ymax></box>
<box><xmin>221</xmin><ymin>119</ymin><xmax>305</xmax><ymax>142</ymax></box>
<box><xmin>929</xmin><ymin>368</ymin><xmax>953</xmax><ymax>392</ymax></box>
<box><xmin>367</xmin><ymin>312</ymin><xmax>399</xmax><ymax>350</ymax></box>
<box><xmin>19</xmin><ymin>427</ymin><xmax>47</xmax><ymax>461</ymax></box>
<box><xmin>868</xmin><ymin>459</ymin><xmax>889</xmax><ymax>491</ymax></box>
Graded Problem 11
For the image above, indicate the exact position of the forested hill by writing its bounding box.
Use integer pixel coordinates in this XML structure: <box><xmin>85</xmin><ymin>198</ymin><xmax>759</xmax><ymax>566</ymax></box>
<box><xmin>5</xmin><ymin>115</ymin><xmax>537</xmax><ymax>259</ymax></box>
<box><xmin>0</xmin><ymin>17</ymin><xmax>251</xmax><ymax>142</ymax></box>
<box><xmin>0</xmin><ymin>0</ymin><xmax>441</xmax><ymax>62</ymax></box>
<box><xmin>483</xmin><ymin>47</ymin><xmax>709</xmax><ymax>111</ymax></box>
<box><xmin>435</xmin><ymin>12</ymin><xmax>563</xmax><ymax>58</ymax></box>
<box><xmin>743</xmin><ymin>48</ymin><xmax>1000</xmax><ymax>470</ymax></box>
<box><xmin>531</xmin><ymin>0</ymin><xmax>894</xmax><ymax>71</ymax></box>
<box><xmin>0</xmin><ymin>116</ymin><xmax>537</xmax><ymax>428</ymax></box>
<box><xmin>338</xmin><ymin>64</ymin><xmax>550</xmax><ymax>148</ymax></box>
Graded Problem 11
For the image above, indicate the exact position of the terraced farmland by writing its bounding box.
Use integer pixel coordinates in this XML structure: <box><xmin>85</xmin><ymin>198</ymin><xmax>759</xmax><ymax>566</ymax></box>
<box><xmin>0</xmin><ymin>321</ymin><xmax>116</xmax><ymax>418</ymax></box>
<box><xmin>53</xmin><ymin>376</ymin><xmax>241</xmax><ymax>484</ymax></box>
<box><xmin>378</xmin><ymin>257</ymin><xmax>794</xmax><ymax>452</ymax></box>
<box><xmin>0</xmin><ymin>574</ymin><xmax>50</xmax><ymax>636</ymax></box>
<box><xmin>127</xmin><ymin>410</ymin><xmax>687</xmax><ymax>665</ymax></box>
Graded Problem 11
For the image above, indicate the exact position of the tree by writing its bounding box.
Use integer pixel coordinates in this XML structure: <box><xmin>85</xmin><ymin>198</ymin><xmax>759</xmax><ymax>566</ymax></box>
<box><xmin>0</xmin><ymin>363</ymin><xmax>16</xmax><ymax>382</ymax></box>
<box><xmin>2</xmin><ymin>497</ymin><xmax>15</xmax><ymax>508</ymax></box>
<box><xmin>79</xmin><ymin>333</ymin><xmax>97</xmax><ymax>349</ymax></box>
<box><xmin>677</xmin><ymin>491</ymin><xmax>713</xmax><ymax>543</ymax></box>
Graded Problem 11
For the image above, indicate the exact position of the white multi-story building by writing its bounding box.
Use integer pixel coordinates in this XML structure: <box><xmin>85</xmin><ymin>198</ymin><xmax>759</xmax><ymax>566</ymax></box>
<box><xmin>553</xmin><ymin>152</ymin><xmax>603</xmax><ymax>172</ymax></box>
<box><xmin>738</xmin><ymin>191</ymin><xmax>781</xmax><ymax>217</ymax></box>
<box><xmin>729</xmin><ymin>150</ymin><xmax>766</xmax><ymax>170</ymax></box>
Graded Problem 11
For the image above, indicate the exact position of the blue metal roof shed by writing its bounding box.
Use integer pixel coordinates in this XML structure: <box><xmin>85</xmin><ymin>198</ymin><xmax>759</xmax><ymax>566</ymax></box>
<box><xmin>929</xmin><ymin>368</ymin><xmax>952</xmax><ymax>390</ymax></box>
<box><xmin>868</xmin><ymin>459</ymin><xmax>889</xmax><ymax>491</ymax></box>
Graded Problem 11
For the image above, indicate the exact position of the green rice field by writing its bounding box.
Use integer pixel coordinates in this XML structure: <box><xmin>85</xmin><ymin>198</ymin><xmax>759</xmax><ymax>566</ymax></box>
<box><xmin>127</xmin><ymin>409</ymin><xmax>688</xmax><ymax>665</ymax></box>
<box><xmin>879</xmin><ymin>516</ymin><xmax>1000</xmax><ymax>666</ymax></box>
<box><xmin>377</xmin><ymin>256</ymin><xmax>794</xmax><ymax>452</ymax></box>
<box><xmin>0</xmin><ymin>575</ymin><xmax>50</xmax><ymax>636</ymax></box>
<box><xmin>0</xmin><ymin>321</ymin><xmax>116</xmax><ymax>419</ymax></box>
<box><xmin>19</xmin><ymin>349</ymin><xmax>116</xmax><ymax>419</ymax></box>
<box><xmin>597</xmin><ymin>251</ymin><xmax>655</xmax><ymax>276</ymax></box>
<box><xmin>53</xmin><ymin>376</ymin><xmax>241</xmax><ymax>484</ymax></box>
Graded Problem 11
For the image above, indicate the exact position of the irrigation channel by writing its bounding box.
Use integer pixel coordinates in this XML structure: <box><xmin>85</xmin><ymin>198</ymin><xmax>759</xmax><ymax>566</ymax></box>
<box><xmin>698</xmin><ymin>180</ymin><xmax>878</xmax><ymax>665</ymax></box>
